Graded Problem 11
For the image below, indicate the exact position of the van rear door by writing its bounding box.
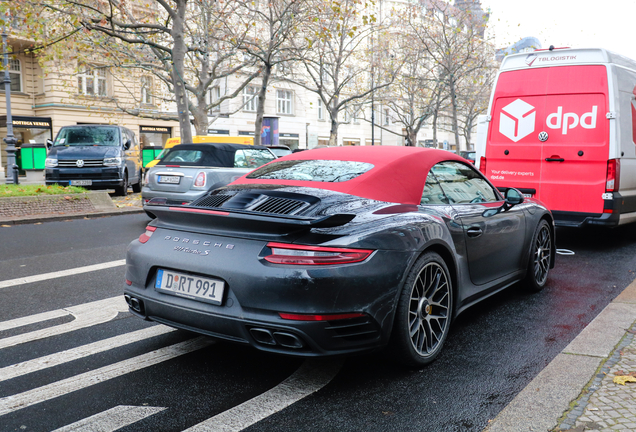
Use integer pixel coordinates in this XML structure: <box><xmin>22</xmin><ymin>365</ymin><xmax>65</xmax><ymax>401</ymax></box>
<box><xmin>486</xmin><ymin>65</ymin><xmax>609</xmax><ymax>215</ymax></box>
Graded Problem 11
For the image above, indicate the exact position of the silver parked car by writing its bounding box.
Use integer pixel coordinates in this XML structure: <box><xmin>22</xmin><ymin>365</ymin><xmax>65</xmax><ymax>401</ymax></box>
<box><xmin>142</xmin><ymin>143</ymin><xmax>275</xmax><ymax>217</ymax></box>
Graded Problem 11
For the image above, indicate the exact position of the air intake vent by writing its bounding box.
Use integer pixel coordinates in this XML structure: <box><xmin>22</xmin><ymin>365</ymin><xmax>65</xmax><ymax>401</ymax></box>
<box><xmin>250</xmin><ymin>196</ymin><xmax>308</xmax><ymax>215</ymax></box>
<box><xmin>193</xmin><ymin>194</ymin><xmax>232</xmax><ymax>208</ymax></box>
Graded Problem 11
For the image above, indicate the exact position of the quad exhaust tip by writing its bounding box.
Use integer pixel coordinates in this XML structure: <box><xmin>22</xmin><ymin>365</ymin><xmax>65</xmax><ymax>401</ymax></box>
<box><xmin>249</xmin><ymin>328</ymin><xmax>304</xmax><ymax>349</ymax></box>
<box><xmin>124</xmin><ymin>294</ymin><xmax>144</xmax><ymax>314</ymax></box>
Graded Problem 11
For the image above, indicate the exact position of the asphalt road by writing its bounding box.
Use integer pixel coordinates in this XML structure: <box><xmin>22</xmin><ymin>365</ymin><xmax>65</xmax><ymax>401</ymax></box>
<box><xmin>1</xmin><ymin>216</ymin><xmax>635</xmax><ymax>432</ymax></box>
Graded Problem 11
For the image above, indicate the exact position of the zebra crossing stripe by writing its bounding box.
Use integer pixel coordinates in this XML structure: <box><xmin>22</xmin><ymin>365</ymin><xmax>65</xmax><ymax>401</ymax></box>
<box><xmin>0</xmin><ymin>260</ymin><xmax>126</xmax><ymax>290</ymax></box>
<box><xmin>184</xmin><ymin>358</ymin><xmax>343</xmax><ymax>432</ymax></box>
<box><xmin>0</xmin><ymin>296</ymin><xmax>128</xmax><ymax>350</ymax></box>
<box><xmin>51</xmin><ymin>405</ymin><xmax>167</xmax><ymax>432</ymax></box>
<box><xmin>0</xmin><ymin>325</ymin><xmax>175</xmax><ymax>382</ymax></box>
<box><xmin>0</xmin><ymin>337</ymin><xmax>212</xmax><ymax>416</ymax></box>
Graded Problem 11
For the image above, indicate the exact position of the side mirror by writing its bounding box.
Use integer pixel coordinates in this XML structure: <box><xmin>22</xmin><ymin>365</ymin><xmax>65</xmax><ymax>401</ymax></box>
<box><xmin>124</xmin><ymin>139</ymin><xmax>132</xmax><ymax>150</ymax></box>
<box><xmin>46</xmin><ymin>139</ymin><xmax>53</xmax><ymax>149</ymax></box>
<box><xmin>504</xmin><ymin>188</ymin><xmax>524</xmax><ymax>207</ymax></box>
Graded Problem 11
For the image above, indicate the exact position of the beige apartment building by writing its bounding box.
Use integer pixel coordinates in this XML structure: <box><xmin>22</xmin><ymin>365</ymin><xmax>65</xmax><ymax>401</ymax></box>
<box><xmin>0</xmin><ymin>35</ymin><xmax>180</xmax><ymax>181</ymax></box>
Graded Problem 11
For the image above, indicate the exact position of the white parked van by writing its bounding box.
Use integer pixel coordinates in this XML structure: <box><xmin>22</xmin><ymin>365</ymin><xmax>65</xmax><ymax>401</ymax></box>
<box><xmin>478</xmin><ymin>47</ymin><xmax>636</xmax><ymax>227</ymax></box>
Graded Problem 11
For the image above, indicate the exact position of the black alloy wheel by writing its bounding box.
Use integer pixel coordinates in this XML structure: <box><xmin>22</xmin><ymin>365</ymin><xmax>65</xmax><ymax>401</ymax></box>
<box><xmin>115</xmin><ymin>171</ymin><xmax>128</xmax><ymax>196</ymax></box>
<box><xmin>391</xmin><ymin>252</ymin><xmax>453</xmax><ymax>367</ymax></box>
<box><xmin>132</xmin><ymin>169</ymin><xmax>142</xmax><ymax>193</ymax></box>
<box><xmin>524</xmin><ymin>219</ymin><xmax>552</xmax><ymax>292</ymax></box>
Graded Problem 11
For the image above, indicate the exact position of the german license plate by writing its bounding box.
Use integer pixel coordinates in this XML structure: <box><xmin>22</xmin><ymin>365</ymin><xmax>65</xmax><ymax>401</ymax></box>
<box><xmin>155</xmin><ymin>269</ymin><xmax>224</xmax><ymax>305</ymax></box>
<box><xmin>157</xmin><ymin>175</ymin><xmax>181</xmax><ymax>184</ymax></box>
<box><xmin>71</xmin><ymin>180</ymin><xmax>92</xmax><ymax>186</ymax></box>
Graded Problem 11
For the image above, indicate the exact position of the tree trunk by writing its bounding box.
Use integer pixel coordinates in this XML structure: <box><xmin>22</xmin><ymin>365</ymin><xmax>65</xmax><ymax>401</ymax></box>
<box><xmin>449</xmin><ymin>76</ymin><xmax>461</xmax><ymax>152</ymax></box>
<box><xmin>254</xmin><ymin>64</ymin><xmax>272</xmax><ymax>147</ymax></box>
<box><xmin>171</xmin><ymin>0</ymin><xmax>192</xmax><ymax>143</ymax></box>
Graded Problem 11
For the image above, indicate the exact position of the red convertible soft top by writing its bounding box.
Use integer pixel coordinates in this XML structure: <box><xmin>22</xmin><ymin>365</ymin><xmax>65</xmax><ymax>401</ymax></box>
<box><xmin>231</xmin><ymin>146</ymin><xmax>468</xmax><ymax>205</ymax></box>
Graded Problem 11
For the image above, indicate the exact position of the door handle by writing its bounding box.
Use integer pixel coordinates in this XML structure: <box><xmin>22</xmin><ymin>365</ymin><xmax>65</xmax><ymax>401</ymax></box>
<box><xmin>545</xmin><ymin>157</ymin><xmax>565</xmax><ymax>162</ymax></box>
<box><xmin>467</xmin><ymin>227</ymin><xmax>483</xmax><ymax>238</ymax></box>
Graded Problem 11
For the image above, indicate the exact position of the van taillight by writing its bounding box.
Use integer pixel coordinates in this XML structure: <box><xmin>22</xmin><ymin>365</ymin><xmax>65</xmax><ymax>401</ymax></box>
<box><xmin>479</xmin><ymin>157</ymin><xmax>487</xmax><ymax>174</ymax></box>
<box><xmin>606</xmin><ymin>159</ymin><xmax>620</xmax><ymax>192</ymax></box>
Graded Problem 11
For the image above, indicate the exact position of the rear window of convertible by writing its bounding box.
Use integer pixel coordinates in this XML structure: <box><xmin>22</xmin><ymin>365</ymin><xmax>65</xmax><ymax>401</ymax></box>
<box><xmin>246</xmin><ymin>159</ymin><xmax>374</xmax><ymax>182</ymax></box>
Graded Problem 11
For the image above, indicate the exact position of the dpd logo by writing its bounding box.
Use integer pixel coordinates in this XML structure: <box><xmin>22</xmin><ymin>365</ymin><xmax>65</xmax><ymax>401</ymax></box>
<box><xmin>499</xmin><ymin>99</ymin><xmax>536</xmax><ymax>142</ymax></box>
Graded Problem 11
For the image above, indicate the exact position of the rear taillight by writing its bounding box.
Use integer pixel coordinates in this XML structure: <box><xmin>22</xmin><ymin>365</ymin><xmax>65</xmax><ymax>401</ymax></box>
<box><xmin>139</xmin><ymin>225</ymin><xmax>157</xmax><ymax>244</ymax></box>
<box><xmin>479</xmin><ymin>156</ymin><xmax>486</xmax><ymax>174</ymax></box>
<box><xmin>194</xmin><ymin>172</ymin><xmax>206</xmax><ymax>187</ymax></box>
<box><xmin>264</xmin><ymin>242</ymin><xmax>374</xmax><ymax>265</ymax></box>
<box><xmin>606</xmin><ymin>159</ymin><xmax>620</xmax><ymax>192</ymax></box>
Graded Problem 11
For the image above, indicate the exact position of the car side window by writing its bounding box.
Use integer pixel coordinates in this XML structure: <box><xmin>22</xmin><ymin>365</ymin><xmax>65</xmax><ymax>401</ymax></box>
<box><xmin>421</xmin><ymin>171</ymin><xmax>449</xmax><ymax>205</ymax></box>
<box><xmin>431</xmin><ymin>161</ymin><xmax>499</xmax><ymax>204</ymax></box>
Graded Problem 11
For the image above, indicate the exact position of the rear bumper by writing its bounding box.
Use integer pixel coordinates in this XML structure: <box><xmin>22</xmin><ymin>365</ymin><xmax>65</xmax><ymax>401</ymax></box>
<box><xmin>124</xmin><ymin>235</ymin><xmax>409</xmax><ymax>357</ymax></box>
<box><xmin>141</xmin><ymin>187</ymin><xmax>207</xmax><ymax>206</ymax></box>
<box><xmin>552</xmin><ymin>192</ymin><xmax>636</xmax><ymax>227</ymax></box>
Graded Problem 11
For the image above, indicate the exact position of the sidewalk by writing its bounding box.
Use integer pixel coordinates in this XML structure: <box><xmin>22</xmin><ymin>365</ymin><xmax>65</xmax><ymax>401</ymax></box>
<box><xmin>485</xmin><ymin>280</ymin><xmax>636</xmax><ymax>432</ymax></box>
<box><xmin>0</xmin><ymin>190</ymin><xmax>145</xmax><ymax>225</ymax></box>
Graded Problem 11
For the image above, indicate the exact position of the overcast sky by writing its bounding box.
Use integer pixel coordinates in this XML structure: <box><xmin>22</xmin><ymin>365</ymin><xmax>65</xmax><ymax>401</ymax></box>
<box><xmin>480</xmin><ymin>0</ymin><xmax>636</xmax><ymax>60</ymax></box>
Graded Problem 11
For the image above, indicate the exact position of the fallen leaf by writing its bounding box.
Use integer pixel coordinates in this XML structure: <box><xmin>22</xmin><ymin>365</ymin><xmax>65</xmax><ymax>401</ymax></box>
<box><xmin>613</xmin><ymin>375</ymin><xmax>636</xmax><ymax>385</ymax></box>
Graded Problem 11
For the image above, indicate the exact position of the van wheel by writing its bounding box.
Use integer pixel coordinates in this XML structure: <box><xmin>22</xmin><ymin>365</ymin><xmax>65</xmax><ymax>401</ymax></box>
<box><xmin>390</xmin><ymin>252</ymin><xmax>453</xmax><ymax>368</ymax></box>
<box><xmin>524</xmin><ymin>220</ymin><xmax>552</xmax><ymax>292</ymax></box>
<box><xmin>132</xmin><ymin>170</ymin><xmax>142</xmax><ymax>193</ymax></box>
<box><xmin>115</xmin><ymin>172</ymin><xmax>128</xmax><ymax>196</ymax></box>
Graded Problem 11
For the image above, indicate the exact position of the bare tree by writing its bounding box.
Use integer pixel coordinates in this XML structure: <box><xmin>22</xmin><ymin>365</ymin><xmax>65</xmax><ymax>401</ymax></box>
<box><xmin>406</xmin><ymin>0</ymin><xmax>491</xmax><ymax>151</ymax></box>
<box><xmin>288</xmin><ymin>0</ymin><xmax>401</xmax><ymax>146</ymax></box>
<box><xmin>232</xmin><ymin>0</ymin><xmax>312</xmax><ymax>145</ymax></box>
<box><xmin>11</xmin><ymin>0</ymin><xmax>261</xmax><ymax>142</ymax></box>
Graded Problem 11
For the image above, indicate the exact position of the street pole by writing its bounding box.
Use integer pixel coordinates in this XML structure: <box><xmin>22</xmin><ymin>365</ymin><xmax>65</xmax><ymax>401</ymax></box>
<box><xmin>2</xmin><ymin>26</ymin><xmax>17</xmax><ymax>184</ymax></box>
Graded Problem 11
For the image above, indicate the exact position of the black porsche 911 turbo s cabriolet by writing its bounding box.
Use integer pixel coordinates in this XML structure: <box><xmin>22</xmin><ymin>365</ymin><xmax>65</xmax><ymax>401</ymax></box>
<box><xmin>124</xmin><ymin>146</ymin><xmax>555</xmax><ymax>367</ymax></box>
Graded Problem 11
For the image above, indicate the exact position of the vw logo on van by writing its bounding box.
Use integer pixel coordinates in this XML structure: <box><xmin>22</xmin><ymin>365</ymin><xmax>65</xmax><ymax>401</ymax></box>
<box><xmin>76</xmin><ymin>160</ymin><xmax>85</xmax><ymax>168</ymax></box>
<box><xmin>538</xmin><ymin>131</ymin><xmax>549</xmax><ymax>142</ymax></box>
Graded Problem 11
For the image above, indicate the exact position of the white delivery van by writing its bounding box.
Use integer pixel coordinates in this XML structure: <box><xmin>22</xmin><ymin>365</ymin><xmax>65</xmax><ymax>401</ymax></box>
<box><xmin>479</xmin><ymin>47</ymin><xmax>636</xmax><ymax>227</ymax></box>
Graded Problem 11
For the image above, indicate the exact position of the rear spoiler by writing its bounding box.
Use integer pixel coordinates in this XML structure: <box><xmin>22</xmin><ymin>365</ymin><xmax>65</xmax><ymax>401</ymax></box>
<box><xmin>148</xmin><ymin>205</ymin><xmax>355</xmax><ymax>236</ymax></box>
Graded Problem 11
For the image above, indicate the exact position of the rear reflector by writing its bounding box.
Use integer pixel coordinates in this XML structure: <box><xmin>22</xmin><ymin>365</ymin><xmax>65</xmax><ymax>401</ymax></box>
<box><xmin>279</xmin><ymin>312</ymin><xmax>366</xmax><ymax>321</ymax></box>
<box><xmin>139</xmin><ymin>225</ymin><xmax>157</xmax><ymax>244</ymax></box>
<box><xmin>264</xmin><ymin>242</ymin><xmax>373</xmax><ymax>265</ymax></box>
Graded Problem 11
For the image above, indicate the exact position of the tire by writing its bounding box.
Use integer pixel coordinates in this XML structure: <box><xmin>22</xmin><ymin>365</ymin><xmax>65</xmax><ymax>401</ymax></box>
<box><xmin>390</xmin><ymin>252</ymin><xmax>453</xmax><ymax>368</ymax></box>
<box><xmin>132</xmin><ymin>170</ymin><xmax>142</xmax><ymax>193</ymax></box>
<box><xmin>115</xmin><ymin>171</ymin><xmax>128</xmax><ymax>196</ymax></box>
<box><xmin>524</xmin><ymin>219</ymin><xmax>552</xmax><ymax>292</ymax></box>
<box><xmin>144</xmin><ymin>210</ymin><xmax>156</xmax><ymax>219</ymax></box>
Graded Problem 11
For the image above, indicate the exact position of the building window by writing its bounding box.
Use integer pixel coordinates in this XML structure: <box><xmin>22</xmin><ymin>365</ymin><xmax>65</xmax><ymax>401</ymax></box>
<box><xmin>317</xmin><ymin>99</ymin><xmax>325</xmax><ymax>121</ymax></box>
<box><xmin>9</xmin><ymin>59</ymin><xmax>21</xmax><ymax>92</ymax></box>
<box><xmin>208</xmin><ymin>86</ymin><xmax>221</xmax><ymax>112</ymax></box>
<box><xmin>78</xmin><ymin>65</ymin><xmax>107</xmax><ymax>96</ymax></box>
<box><xmin>243</xmin><ymin>86</ymin><xmax>258</xmax><ymax>112</ymax></box>
<box><xmin>277</xmin><ymin>89</ymin><xmax>293</xmax><ymax>115</ymax></box>
<box><xmin>141</xmin><ymin>76</ymin><xmax>152</xmax><ymax>105</ymax></box>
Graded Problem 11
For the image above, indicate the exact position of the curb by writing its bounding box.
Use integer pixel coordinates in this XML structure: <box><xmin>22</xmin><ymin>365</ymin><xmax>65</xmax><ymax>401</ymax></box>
<box><xmin>483</xmin><ymin>279</ymin><xmax>636</xmax><ymax>432</ymax></box>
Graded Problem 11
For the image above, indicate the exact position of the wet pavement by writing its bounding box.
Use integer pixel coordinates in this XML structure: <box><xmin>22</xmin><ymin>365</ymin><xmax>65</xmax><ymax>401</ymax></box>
<box><xmin>2</xmin><ymin>193</ymin><xmax>636</xmax><ymax>431</ymax></box>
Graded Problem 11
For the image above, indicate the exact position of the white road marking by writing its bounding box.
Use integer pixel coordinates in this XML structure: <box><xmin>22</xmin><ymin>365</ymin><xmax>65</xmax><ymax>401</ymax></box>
<box><xmin>0</xmin><ymin>296</ymin><xmax>128</xmax><ymax>350</ymax></box>
<box><xmin>0</xmin><ymin>326</ymin><xmax>175</xmax><ymax>382</ymax></box>
<box><xmin>184</xmin><ymin>359</ymin><xmax>343</xmax><ymax>432</ymax></box>
<box><xmin>51</xmin><ymin>405</ymin><xmax>167</xmax><ymax>432</ymax></box>
<box><xmin>0</xmin><ymin>259</ymin><xmax>126</xmax><ymax>290</ymax></box>
<box><xmin>0</xmin><ymin>337</ymin><xmax>212</xmax><ymax>416</ymax></box>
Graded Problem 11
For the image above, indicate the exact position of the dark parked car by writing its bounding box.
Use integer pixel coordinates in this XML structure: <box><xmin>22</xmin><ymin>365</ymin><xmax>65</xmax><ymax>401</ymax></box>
<box><xmin>45</xmin><ymin>125</ymin><xmax>142</xmax><ymax>196</ymax></box>
<box><xmin>125</xmin><ymin>146</ymin><xmax>555</xmax><ymax>367</ymax></box>
<box><xmin>141</xmin><ymin>143</ymin><xmax>276</xmax><ymax>217</ymax></box>
<box><xmin>459</xmin><ymin>150</ymin><xmax>476</xmax><ymax>164</ymax></box>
